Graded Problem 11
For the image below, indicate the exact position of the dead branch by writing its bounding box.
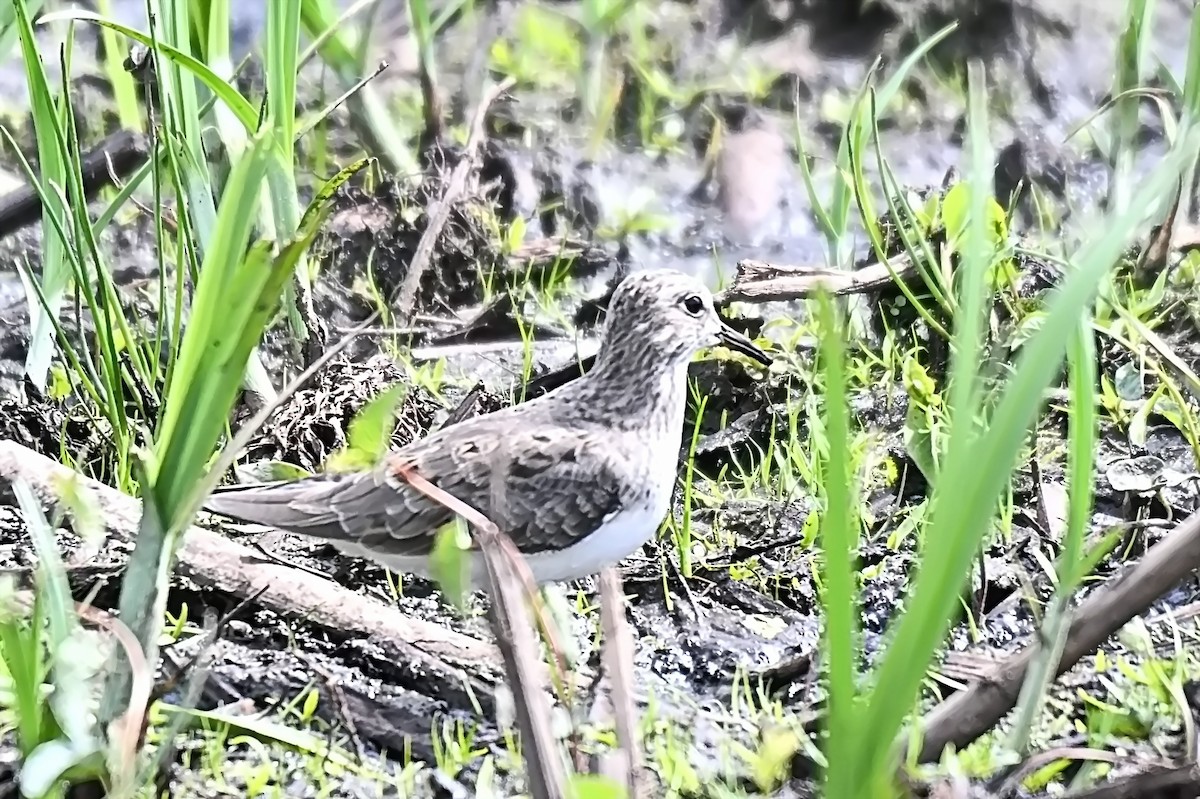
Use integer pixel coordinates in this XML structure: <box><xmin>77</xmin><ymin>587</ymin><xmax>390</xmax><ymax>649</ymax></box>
<box><xmin>0</xmin><ymin>129</ymin><xmax>150</xmax><ymax>241</ymax></box>
<box><xmin>988</xmin><ymin>746</ymin><xmax>1123</xmax><ymax>797</ymax></box>
<box><xmin>914</xmin><ymin>509</ymin><xmax>1200</xmax><ymax>763</ymax></box>
<box><xmin>714</xmin><ymin>256</ymin><xmax>917</xmax><ymax>306</ymax></box>
<box><xmin>0</xmin><ymin>441</ymin><xmax>503</xmax><ymax>714</ymax></box>
<box><xmin>598</xmin><ymin>566</ymin><xmax>642</xmax><ymax>797</ymax></box>
<box><xmin>1060</xmin><ymin>763</ymin><xmax>1200</xmax><ymax>799</ymax></box>
<box><xmin>393</xmin><ymin>77</ymin><xmax>516</xmax><ymax>325</ymax></box>
<box><xmin>387</xmin><ymin>456</ymin><xmax>570</xmax><ymax>799</ymax></box>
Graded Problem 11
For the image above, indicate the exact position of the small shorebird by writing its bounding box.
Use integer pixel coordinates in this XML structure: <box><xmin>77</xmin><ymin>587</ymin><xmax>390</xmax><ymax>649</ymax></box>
<box><xmin>203</xmin><ymin>269</ymin><xmax>771</xmax><ymax>585</ymax></box>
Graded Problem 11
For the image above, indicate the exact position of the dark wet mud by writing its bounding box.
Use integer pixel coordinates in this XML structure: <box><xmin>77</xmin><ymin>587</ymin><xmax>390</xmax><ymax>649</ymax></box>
<box><xmin>1</xmin><ymin>0</ymin><xmax>1199</xmax><ymax>796</ymax></box>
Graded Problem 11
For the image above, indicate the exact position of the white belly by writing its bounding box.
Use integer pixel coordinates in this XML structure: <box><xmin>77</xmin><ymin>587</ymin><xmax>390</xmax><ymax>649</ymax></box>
<box><xmin>332</xmin><ymin>493</ymin><xmax>670</xmax><ymax>587</ymax></box>
<box><xmin>519</xmin><ymin>496</ymin><xmax>668</xmax><ymax>582</ymax></box>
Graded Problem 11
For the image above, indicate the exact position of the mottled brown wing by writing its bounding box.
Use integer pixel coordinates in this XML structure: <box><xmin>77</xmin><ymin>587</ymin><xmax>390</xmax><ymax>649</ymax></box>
<box><xmin>203</xmin><ymin>419</ymin><xmax>631</xmax><ymax>556</ymax></box>
<box><xmin>201</xmin><ymin>463</ymin><xmax>455</xmax><ymax>548</ymax></box>
<box><xmin>358</xmin><ymin>424</ymin><xmax>632</xmax><ymax>555</ymax></box>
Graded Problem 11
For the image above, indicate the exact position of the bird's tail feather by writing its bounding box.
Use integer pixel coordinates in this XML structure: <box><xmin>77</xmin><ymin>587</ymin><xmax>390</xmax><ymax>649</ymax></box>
<box><xmin>202</xmin><ymin>473</ymin><xmax>372</xmax><ymax>541</ymax></box>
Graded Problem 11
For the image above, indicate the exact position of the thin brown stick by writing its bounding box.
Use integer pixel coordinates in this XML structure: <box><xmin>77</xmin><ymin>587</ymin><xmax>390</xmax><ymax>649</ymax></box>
<box><xmin>299</xmin><ymin>60</ymin><xmax>391</xmax><ymax>141</ymax></box>
<box><xmin>989</xmin><ymin>746</ymin><xmax>1123</xmax><ymax>796</ymax></box>
<box><xmin>392</xmin><ymin>77</ymin><xmax>516</xmax><ymax>325</ymax></box>
<box><xmin>1060</xmin><ymin>763</ymin><xmax>1200</xmax><ymax>799</ymax></box>
<box><xmin>714</xmin><ymin>256</ymin><xmax>917</xmax><ymax>306</ymax></box>
<box><xmin>386</xmin><ymin>457</ymin><xmax>569</xmax><ymax>798</ymax></box>
<box><xmin>80</xmin><ymin>604</ymin><xmax>150</xmax><ymax>788</ymax></box>
<box><xmin>913</xmin><ymin>509</ymin><xmax>1200</xmax><ymax>763</ymax></box>
<box><xmin>384</xmin><ymin>454</ymin><xmax>577</xmax><ymax>690</ymax></box>
<box><xmin>598</xmin><ymin>566</ymin><xmax>641</xmax><ymax>798</ymax></box>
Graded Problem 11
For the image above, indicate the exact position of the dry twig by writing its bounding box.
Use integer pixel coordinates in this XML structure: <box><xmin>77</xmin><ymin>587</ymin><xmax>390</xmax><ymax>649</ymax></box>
<box><xmin>988</xmin><ymin>746</ymin><xmax>1122</xmax><ymax>797</ymax></box>
<box><xmin>393</xmin><ymin>77</ymin><xmax>516</xmax><ymax>325</ymax></box>
<box><xmin>387</xmin><ymin>456</ymin><xmax>570</xmax><ymax>799</ymax></box>
<box><xmin>714</xmin><ymin>256</ymin><xmax>917</xmax><ymax>306</ymax></box>
<box><xmin>598</xmin><ymin>566</ymin><xmax>641</xmax><ymax>797</ymax></box>
<box><xmin>1060</xmin><ymin>763</ymin><xmax>1200</xmax><ymax>799</ymax></box>
<box><xmin>914</xmin><ymin>509</ymin><xmax>1200</xmax><ymax>763</ymax></box>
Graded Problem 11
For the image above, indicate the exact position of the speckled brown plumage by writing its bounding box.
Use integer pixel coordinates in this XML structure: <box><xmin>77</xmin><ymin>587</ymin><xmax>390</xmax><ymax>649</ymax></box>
<box><xmin>204</xmin><ymin>269</ymin><xmax>771</xmax><ymax>585</ymax></box>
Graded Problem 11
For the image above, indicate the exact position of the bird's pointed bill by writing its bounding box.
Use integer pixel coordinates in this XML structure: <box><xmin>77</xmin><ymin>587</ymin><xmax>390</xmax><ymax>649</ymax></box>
<box><xmin>716</xmin><ymin>322</ymin><xmax>771</xmax><ymax>366</ymax></box>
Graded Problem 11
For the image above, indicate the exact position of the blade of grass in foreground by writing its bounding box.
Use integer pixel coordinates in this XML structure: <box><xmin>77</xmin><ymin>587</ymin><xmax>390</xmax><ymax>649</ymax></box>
<box><xmin>265</xmin><ymin>0</ymin><xmax>310</xmax><ymax>342</ymax></box>
<box><xmin>819</xmin><ymin>60</ymin><xmax>998</xmax><ymax>796</ymax></box>
<box><xmin>14</xmin><ymin>0</ymin><xmax>70</xmax><ymax>390</ymax></box>
<box><xmin>104</xmin><ymin>152</ymin><xmax>335</xmax><ymax>732</ymax></box>
<box><xmin>99</xmin><ymin>129</ymin><xmax>277</xmax><ymax>723</ymax></box>
<box><xmin>815</xmin><ymin>288</ymin><xmax>861</xmax><ymax>798</ymax></box>
<box><xmin>830</xmin><ymin>57</ymin><xmax>1200</xmax><ymax>791</ymax></box>
<box><xmin>9</xmin><ymin>481</ymin><xmax>106</xmax><ymax>794</ymax></box>
<box><xmin>1006</xmin><ymin>314</ymin><xmax>1097</xmax><ymax>755</ymax></box>
<box><xmin>1109</xmin><ymin>0</ymin><xmax>1154</xmax><ymax>215</ymax></box>
<box><xmin>857</xmin><ymin>107</ymin><xmax>1200</xmax><ymax>796</ymax></box>
<box><xmin>41</xmin><ymin>7</ymin><xmax>283</xmax><ymax>404</ymax></box>
<box><xmin>941</xmin><ymin>62</ymin><xmax>994</xmax><ymax>482</ymax></box>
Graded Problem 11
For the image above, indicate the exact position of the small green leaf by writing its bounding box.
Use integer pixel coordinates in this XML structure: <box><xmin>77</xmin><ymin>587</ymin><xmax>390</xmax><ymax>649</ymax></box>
<box><xmin>323</xmin><ymin>449</ymin><xmax>372</xmax><ymax>474</ymax></box>
<box><xmin>50</xmin><ymin>471</ymin><xmax>104</xmax><ymax>549</ymax></box>
<box><xmin>430</xmin><ymin>520</ymin><xmax>472</xmax><ymax>611</ymax></box>
<box><xmin>1009</xmin><ymin>311</ymin><xmax>1047</xmax><ymax>351</ymax></box>
<box><xmin>506</xmin><ymin>214</ymin><xmax>527</xmax><ymax>254</ymax></box>
<box><xmin>47</xmin><ymin>365</ymin><xmax>71</xmax><ymax>400</ymax></box>
<box><xmin>901</xmin><ymin>355</ymin><xmax>938</xmax><ymax>406</ymax></box>
<box><xmin>903</xmin><ymin>400</ymin><xmax>939</xmax><ymax>485</ymax></box>
<box><xmin>347</xmin><ymin>384</ymin><xmax>407</xmax><ymax>455</ymax></box>
<box><xmin>326</xmin><ymin>385</ymin><xmax>408</xmax><ymax>473</ymax></box>
<box><xmin>566</xmin><ymin>774</ymin><xmax>627</xmax><ymax>799</ymax></box>
<box><xmin>800</xmin><ymin>509</ymin><xmax>820</xmax><ymax>547</ymax></box>
<box><xmin>301</xmin><ymin>687</ymin><xmax>319</xmax><ymax>721</ymax></box>
<box><xmin>234</xmin><ymin>460</ymin><xmax>314</xmax><ymax>484</ymax></box>
<box><xmin>941</xmin><ymin>183</ymin><xmax>969</xmax><ymax>241</ymax></box>
<box><xmin>941</xmin><ymin>182</ymin><xmax>1007</xmax><ymax>250</ymax></box>
<box><xmin>753</xmin><ymin>727</ymin><xmax>802</xmax><ymax>792</ymax></box>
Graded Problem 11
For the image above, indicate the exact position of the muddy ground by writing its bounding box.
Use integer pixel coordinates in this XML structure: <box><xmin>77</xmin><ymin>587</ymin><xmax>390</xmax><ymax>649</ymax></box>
<box><xmin>1</xmin><ymin>0</ymin><xmax>1199</xmax><ymax>796</ymax></box>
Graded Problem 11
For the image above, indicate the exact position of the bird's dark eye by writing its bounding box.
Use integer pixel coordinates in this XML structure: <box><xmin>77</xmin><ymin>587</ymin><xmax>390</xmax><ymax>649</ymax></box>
<box><xmin>682</xmin><ymin>294</ymin><xmax>705</xmax><ymax>315</ymax></box>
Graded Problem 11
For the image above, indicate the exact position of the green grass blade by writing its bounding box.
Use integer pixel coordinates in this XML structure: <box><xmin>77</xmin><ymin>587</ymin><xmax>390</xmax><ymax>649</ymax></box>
<box><xmin>1109</xmin><ymin>0</ymin><xmax>1155</xmax><ymax>214</ymax></box>
<box><xmin>101</xmin><ymin>130</ymin><xmax>293</xmax><ymax>724</ymax></box>
<box><xmin>826</xmin><ymin>22</ymin><xmax>957</xmax><ymax>267</ymax></box>
<box><xmin>151</xmin><ymin>136</ymin><xmax>276</xmax><ymax>519</ymax></box>
<box><xmin>815</xmin><ymin>289</ymin><xmax>862</xmax><ymax>798</ymax></box>
<box><xmin>872</xmin><ymin>121</ymin><xmax>1200</xmax><ymax>775</ymax></box>
<box><xmin>1182</xmin><ymin>6</ymin><xmax>1200</xmax><ymax>122</ymax></box>
<box><xmin>14</xmin><ymin>0</ymin><xmax>71</xmax><ymax>390</ymax></box>
<box><xmin>942</xmin><ymin>63</ymin><xmax>993</xmax><ymax>465</ymax></box>
<box><xmin>40</xmin><ymin>9</ymin><xmax>258</xmax><ymax>130</ymax></box>
<box><xmin>1007</xmin><ymin>315</ymin><xmax>1097</xmax><ymax>754</ymax></box>
<box><xmin>265</xmin><ymin>0</ymin><xmax>308</xmax><ymax>337</ymax></box>
<box><xmin>11</xmin><ymin>483</ymin><xmax>76</xmax><ymax>662</ymax></box>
